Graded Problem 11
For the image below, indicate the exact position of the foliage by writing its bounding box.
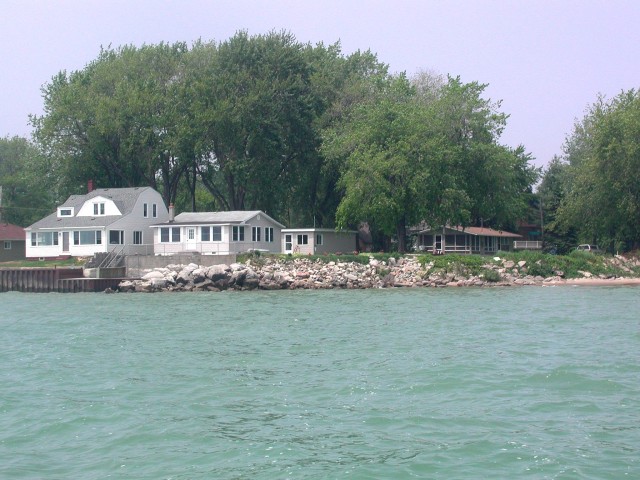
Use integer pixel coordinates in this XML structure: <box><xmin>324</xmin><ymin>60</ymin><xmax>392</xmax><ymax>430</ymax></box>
<box><xmin>549</xmin><ymin>89</ymin><xmax>640</xmax><ymax>251</ymax></box>
<box><xmin>481</xmin><ymin>268</ymin><xmax>502</xmax><ymax>282</ymax></box>
<box><xmin>0</xmin><ymin>136</ymin><xmax>55</xmax><ymax>226</ymax></box>
<box><xmin>418</xmin><ymin>253</ymin><xmax>487</xmax><ymax>276</ymax></box>
<box><xmin>324</xmin><ymin>73</ymin><xmax>538</xmax><ymax>252</ymax></box>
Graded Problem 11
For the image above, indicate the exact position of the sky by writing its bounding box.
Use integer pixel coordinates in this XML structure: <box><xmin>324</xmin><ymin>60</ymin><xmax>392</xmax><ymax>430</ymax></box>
<box><xmin>1</xmin><ymin>0</ymin><xmax>639</xmax><ymax>169</ymax></box>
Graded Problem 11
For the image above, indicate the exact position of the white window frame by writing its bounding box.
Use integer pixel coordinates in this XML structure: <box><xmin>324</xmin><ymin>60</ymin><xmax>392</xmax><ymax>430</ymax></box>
<box><xmin>93</xmin><ymin>202</ymin><xmax>105</xmax><ymax>216</ymax></box>
<box><xmin>265</xmin><ymin>227</ymin><xmax>274</xmax><ymax>243</ymax></box>
<box><xmin>109</xmin><ymin>230</ymin><xmax>125</xmax><ymax>245</ymax></box>
<box><xmin>297</xmin><ymin>234</ymin><xmax>308</xmax><ymax>245</ymax></box>
<box><xmin>160</xmin><ymin>227</ymin><xmax>181</xmax><ymax>243</ymax></box>
<box><xmin>152</xmin><ymin>203</ymin><xmax>157</xmax><ymax>218</ymax></box>
<box><xmin>4</xmin><ymin>240</ymin><xmax>11</xmax><ymax>250</ymax></box>
<box><xmin>212</xmin><ymin>226</ymin><xmax>222</xmax><ymax>242</ymax></box>
<box><xmin>74</xmin><ymin>230</ymin><xmax>102</xmax><ymax>245</ymax></box>
<box><xmin>252</xmin><ymin>226</ymin><xmax>261</xmax><ymax>242</ymax></box>
<box><xmin>133</xmin><ymin>231</ymin><xmax>143</xmax><ymax>245</ymax></box>
<box><xmin>143</xmin><ymin>203</ymin><xmax>148</xmax><ymax>218</ymax></box>
<box><xmin>232</xmin><ymin>225</ymin><xmax>245</xmax><ymax>242</ymax></box>
<box><xmin>31</xmin><ymin>231</ymin><xmax>59</xmax><ymax>247</ymax></box>
<box><xmin>57</xmin><ymin>207</ymin><xmax>74</xmax><ymax>217</ymax></box>
<box><xmin>316</xmin><ymin>233</ymin><xmax>323</xmax><ymax>245</ymax></box>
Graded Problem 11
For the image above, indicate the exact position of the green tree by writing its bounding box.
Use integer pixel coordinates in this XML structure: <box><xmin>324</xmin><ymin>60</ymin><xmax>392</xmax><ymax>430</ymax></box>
<box><xmin>32</xmin><ymin>43</ymin><xmax>193</xmax><ymax>205</ymax></box>
<box><xmin>326</xmin><ymin>74</ymin><xmax>537</xmax><ymax>252</ymax></box>
<box><xmin>0</xmin><ymin>136</ymin><xmax>55</xmax><ymax>226</ymax></box>
<box><xmin>189</xmin><ymin>31</ymin><xmax>319</xmax><ymax>220</ymax></box>
<box><xmin>557</xmin><ymin>89</ymin><xmax>640</xmax><ymax>251</ymax></box>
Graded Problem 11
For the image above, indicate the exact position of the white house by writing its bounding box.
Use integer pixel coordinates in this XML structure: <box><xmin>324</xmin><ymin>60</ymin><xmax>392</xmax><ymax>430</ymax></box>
<box><xmin>25</xmin><ymin>187</ymin><xmax>168</xmax><ymax>259</ymax></box>
<box><xmin>281</xmin><ymin>228</ymin><xmax>358</xmax><ymax>255</ymax></box>
<box><xmin>152</xmin><ymin>210</ymin><xmax>285</xmax><ymax>255</ymax></box>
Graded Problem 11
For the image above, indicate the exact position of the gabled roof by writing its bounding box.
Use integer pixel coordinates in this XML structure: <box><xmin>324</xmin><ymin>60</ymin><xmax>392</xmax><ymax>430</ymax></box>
<box><xmin>419</xmin><ymin>225</ymin><xmax>521</xmax><ymax>238</ymax></box>
<box><xmin>155</xmin><ymin>210</ymin><xmax>286</xmax><ymax>229</ymax></box>
<box><xmin>0</xmin><ymin>223</ymin><xmax>25</xmax><ymax>240</ymax></box>
<box><xmin>27</xmin><ymin>187</ymin><xmax>155</xmax><ymax>230</ymax></box>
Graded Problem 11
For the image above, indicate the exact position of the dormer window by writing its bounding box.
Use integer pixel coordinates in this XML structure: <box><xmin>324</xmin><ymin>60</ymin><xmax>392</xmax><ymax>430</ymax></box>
<box><xmin>58</xmin><ymin>207</ymin><xmax>74</xmax><ymax>217</ymax></box>
<box><xmin>93</xmin><ymin>202</ymin><xmax>105</xmax><ymax>216</ymax></box>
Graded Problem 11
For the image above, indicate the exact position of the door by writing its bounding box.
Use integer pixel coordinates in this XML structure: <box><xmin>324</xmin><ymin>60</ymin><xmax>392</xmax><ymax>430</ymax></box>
<box><xmin>434</xmin><ymin>235</ymin><xmax>442</xmax><ymax>253</ymax></box>
<box><xmin>284</xmin><ymin>234</ymin><xmax>292</xmax><ymax>253</ymax></box>
<box><xmin>186</xmin><ymin>227</ymin><xmax>197</xmax><ymax>250</ymax></box>
<box><xmin>62</xmin><ymin>232</ymin><xmax>69</xmax><ymax>253</ymax></box>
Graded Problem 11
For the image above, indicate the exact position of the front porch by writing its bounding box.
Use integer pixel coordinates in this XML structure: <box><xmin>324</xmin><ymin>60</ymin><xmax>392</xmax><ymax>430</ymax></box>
<box><xmin>416</xmin><ymin>226</ymin><xmax>521</xmax><ymax>255</ymax></box>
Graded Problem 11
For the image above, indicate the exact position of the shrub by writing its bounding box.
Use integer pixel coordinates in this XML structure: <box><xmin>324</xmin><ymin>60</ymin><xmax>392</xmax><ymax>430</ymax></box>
<box><xmin>481</xmin><ymin>268</ymin><xmax>501</xmax><ymax>282</ymax></box>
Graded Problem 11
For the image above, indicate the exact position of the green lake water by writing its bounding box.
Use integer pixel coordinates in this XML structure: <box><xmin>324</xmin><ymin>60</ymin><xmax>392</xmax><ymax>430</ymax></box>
<box><xmin>1</xmin><ymin>286</ymin><xmax>639</xmax><ymax>479</ymax></box>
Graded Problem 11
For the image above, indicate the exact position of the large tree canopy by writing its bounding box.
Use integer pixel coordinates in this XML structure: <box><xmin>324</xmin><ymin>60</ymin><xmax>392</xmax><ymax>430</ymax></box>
<box><xmin>554</xmin><ymin>89</ymin><xmax>640</xmax><ymax>251</ymax></box>
<box><xmin>324</xmin><ymin>74</ymin><xmax>538</xmax><ymax>251</ymax></box>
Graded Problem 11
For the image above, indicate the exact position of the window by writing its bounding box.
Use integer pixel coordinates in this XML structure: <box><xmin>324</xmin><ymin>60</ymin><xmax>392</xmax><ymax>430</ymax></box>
<box><xmin>93</xmin><ymin>203</ymin><xmax>105</xmax><ymax>216</ymax></box>
<box><xmin>152</xmin><ymin>203</ymin><xmax>157</xmax><ymax>218</ymax></box>
<box><xmin>316</xmin><ymin>233</ymin><xmax>323</xmax><ymax>245</ymax></box>
<box><xmin>31</xmin><ymin>231</ymin><xmax>58</xmax><ymax>246</ymax></box>
<box><xmin>4</xmin><ymin>240</ymin><xmax>11</xmax><ymax>250</ymax></box>
<box><xmin>297</xmin><ymin>234</ymin><xmax>308</xmax><ymax>245</ymax></box>
<box><xmin>133</xmin><ymin>231</ymin><xmax>143</xmax><ymax>245</ymax></box>
<box><xmin>160</xmin><ymin>227</ymin><xmax>181</xmax><ymax>242</ymax></box>
<box><xmin>109</xmin><ymin>230</ymin><xmax>124</xmax><ymax>245</ymax></box>
<box><xmin>143</xmin><ymin>203</ymin><xmax>148</xmax><ymax>218</ymax></box>
<box><xmin>212</xmin><ymin>226</ymin><xmax>222</xmax><ymax>242</ymax></box>
<box><xmin>74</xmin><ymin>230</ymin><xmax>102</xmax><ymax>245</ymax></box>
<box><xmin>58</xmin><ymin>208</ymin><xmax>73</xmax><ymax>217</ymax></box>
<box><xmin>201</xmin><ymin>226</ymin><xmax>210</xmax><ymax>242</ymax></box>
<box><xmin>232</xmin><ymin>225</ymin><xmax>245</xmax><ymax>242</ymax></box>
<box><xmin>252</xmin><ymin>226</ymin><xmax>261</xmax><ymax>242</ymax></box>
<box><xmin>187</xmin><ymin>228</ymin><xmax>195</xmax><ymax>240</ymax></box>
<box><xmin>265</xmin><ymin>227</ymin><xmax>274</xmax><ymax>243</ymax></box>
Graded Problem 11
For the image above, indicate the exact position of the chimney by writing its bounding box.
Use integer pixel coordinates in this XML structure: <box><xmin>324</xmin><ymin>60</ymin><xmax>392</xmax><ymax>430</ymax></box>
<box><xmin>87</xmin><ymin>179</ymin><xmax>94</xmax><ymax>193</ymax></box>
<box><xmin>169</xmin><ymin>204</ymin><xmax>175</xmax><ymax>222</ymax></box>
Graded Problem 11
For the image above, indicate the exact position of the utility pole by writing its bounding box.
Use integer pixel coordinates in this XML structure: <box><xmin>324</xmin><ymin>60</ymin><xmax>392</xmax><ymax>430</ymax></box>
<box><xmin>0</xmin><ymin>185</ymin><xmax>3</xmax><ymax>223</ymax></box>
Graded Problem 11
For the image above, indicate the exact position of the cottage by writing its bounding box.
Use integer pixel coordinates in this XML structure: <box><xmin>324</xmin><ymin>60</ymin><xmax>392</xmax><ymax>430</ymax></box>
<box><xmin>0</xmin><ymin>223</ymin><xmax>26</xmax><ymax>262</ymax></box>
<box><xmin>25</xmin><ymin>187</ymin><xmax>168</xmax><ymax>259</ymax></box>
<box><xmin>153</xmin><ymin>210</ymin><xmax>285</xmax><ymax>255</ymax></box>
<box><xmin>417</xmin><ymin>226</ymin><xmax>521</xmax><ymax>254</ymax></box>
<box><xmin>282</xmin><ymin>228</ymin><xmax>358</xmax><ymax>255</ymax></box>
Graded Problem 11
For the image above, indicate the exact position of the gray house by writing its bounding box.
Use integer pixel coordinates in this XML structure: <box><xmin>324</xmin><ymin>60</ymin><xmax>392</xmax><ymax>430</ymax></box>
<box><xmin>281</xmin><ymin>228</ymin><xmax>358</xmax><ymax>255</ymax></box>
<box><xmin>0</xmin><ymin>223</ymin><xmax>26</xmax><ymax>262</ymax></box>
<box><xmin>25</xmin><ymin>187</ymin><xmax>168</xmax><ymax>259</ymax></box>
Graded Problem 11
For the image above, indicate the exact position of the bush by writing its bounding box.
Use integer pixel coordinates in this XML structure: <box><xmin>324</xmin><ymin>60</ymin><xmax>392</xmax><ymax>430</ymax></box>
<box><xmin>481</xmin><ymin>268</ymin><xmax>501</xmax><ymax>282</ymax></box>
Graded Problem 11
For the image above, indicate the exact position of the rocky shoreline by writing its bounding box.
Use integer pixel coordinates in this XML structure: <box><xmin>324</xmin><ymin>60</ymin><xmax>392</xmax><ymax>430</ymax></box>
<box><xmin>115</xmin><ymin>255</ymin><xmax>640</xmax><ymax>293</ymax></box>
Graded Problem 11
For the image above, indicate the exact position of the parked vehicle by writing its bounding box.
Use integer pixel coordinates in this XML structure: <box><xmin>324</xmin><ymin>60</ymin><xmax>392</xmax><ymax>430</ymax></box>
<box><xmin>576</xmin><ymin>244</ymin><xmax>602</xmax><ymax>253</ymax></box>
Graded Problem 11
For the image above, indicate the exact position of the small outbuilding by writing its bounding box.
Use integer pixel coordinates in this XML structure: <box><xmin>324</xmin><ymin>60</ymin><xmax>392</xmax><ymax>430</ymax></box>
<box><xmin>281</xmin><ymin>228</ymin><xmax>358</xmax><ymax>255</ymax></box>
<box><xmin>0</xmin><ymin>223</ymin><xmax>26</xmax><ymax>262</ymax></box>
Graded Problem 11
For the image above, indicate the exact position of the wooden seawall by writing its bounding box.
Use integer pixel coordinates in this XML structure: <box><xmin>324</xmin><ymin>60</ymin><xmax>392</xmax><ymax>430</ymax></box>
<box><xmin>0</xmin><ymin>268</ymin><xmax>123</xmax><ymax>293</ymax></box>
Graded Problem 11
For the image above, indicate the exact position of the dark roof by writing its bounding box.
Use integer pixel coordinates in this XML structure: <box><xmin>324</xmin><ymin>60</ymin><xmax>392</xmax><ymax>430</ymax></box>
<box><xmin>419</xmin><ymin>225</ymin><xmax>521</xmax><ymax>238</ymax></box>
<box><xmin>0</xmin><ymin>223</ymin><xmax>25</xmax><ymax>240</ymax></box>
<box><xmin>27</xmin><ymin>187</ymin><xmax>153</xmax><ymax>230</ymax></box>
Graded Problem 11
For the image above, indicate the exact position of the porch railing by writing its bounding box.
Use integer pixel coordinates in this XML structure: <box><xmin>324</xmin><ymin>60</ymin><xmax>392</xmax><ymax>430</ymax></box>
<box><xmin>514</xmin><ymin>240</ymin><xmax>543</xmax><ymax>250</ymax></box>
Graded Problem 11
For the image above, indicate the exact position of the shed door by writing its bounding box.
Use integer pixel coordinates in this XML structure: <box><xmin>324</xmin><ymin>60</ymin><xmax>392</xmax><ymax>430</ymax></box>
<box><xmin>284</xmin><ymin>234</ymin><xmax>292</xmax><ymax>253</ymax></box>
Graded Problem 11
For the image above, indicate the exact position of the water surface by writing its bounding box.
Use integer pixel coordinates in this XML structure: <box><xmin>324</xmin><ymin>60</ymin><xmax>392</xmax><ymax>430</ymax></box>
<box><xmin>1</xmin><ymin>287</ymin><xmax>639</xmax><ymax>479</ymax></box>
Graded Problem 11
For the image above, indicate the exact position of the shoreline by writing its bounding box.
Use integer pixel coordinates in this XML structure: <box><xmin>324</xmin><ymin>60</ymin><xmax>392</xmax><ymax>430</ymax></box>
<box><xmin>116</xmin><ymin>255</ymin><xmax>640</xmax><ymax>293</ymax></box>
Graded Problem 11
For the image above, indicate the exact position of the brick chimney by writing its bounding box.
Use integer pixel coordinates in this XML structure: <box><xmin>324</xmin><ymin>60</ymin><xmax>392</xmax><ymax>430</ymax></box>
<box><xmin>169</xmin><ymin>204</ymin><xmax>175</xmax><ymax>222</ymax></box>
<box><xmin>87</xmin><ymin>179</ymin><xmax>94</xmax><ymax>193</ymax></box>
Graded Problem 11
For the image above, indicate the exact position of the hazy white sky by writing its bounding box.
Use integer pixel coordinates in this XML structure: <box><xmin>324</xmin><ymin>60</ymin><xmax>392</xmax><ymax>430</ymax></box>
<box><xmin>1</xmin><ymin>0</ymin><xmax>639</xmax><ymax>168</ymax></box>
